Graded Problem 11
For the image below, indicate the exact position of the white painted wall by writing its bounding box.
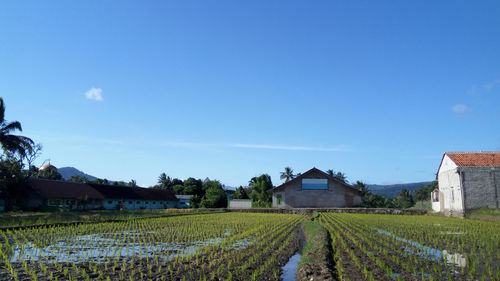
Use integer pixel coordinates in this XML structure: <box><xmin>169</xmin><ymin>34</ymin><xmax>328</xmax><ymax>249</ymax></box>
<box><xmin>229</xmin><ymin>200</ymin><xmax>252</xmax><ymax>209</ymax></box>
<box><xmin>437</xmin><ymin>155</ymin><xmax>464</xmax><ymax>213</ymax></box>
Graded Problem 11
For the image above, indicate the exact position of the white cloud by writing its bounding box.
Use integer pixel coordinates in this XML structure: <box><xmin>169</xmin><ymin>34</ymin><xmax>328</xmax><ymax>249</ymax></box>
<box><xmin>484</xmin><ymin>79</ymin><xmax>500</xmax><ymax>91</ymax></box>
<box><xmin>85</xmin><ymin>87</ymin><xmax>103</xmax><ymax>101</ymax></box>
<box><xmin>159</xmin><ymin>141</ymin><xmax>348</xmax><ymax>152</ymax></box>
<box><xmin>230</xmin><ymin>143</ymin><xmax>347</xmax><ymax>152</ymax></box>
<box><xmin>452</xmin><ymin>104</ymin><xmax>469</xmax><ymax>114</ymax></box>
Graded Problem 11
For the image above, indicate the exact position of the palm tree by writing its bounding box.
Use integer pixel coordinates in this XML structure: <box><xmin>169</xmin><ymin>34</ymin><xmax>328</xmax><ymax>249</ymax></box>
<box><xmin>326</xmin><ymin>169</ymin><xmax>347</xmax><ymax>183</ymax></box>
<box><xmin>326</xmin><ymin>169</ymin><xmax>334</xmax><ymax>177</ymax></box>
<box><xmin>0</xmin><ymin>98</ymin><xmax>33</xmax><ymax>156</ymax></box>
<box><xmin>280</xmin><ymin>167</ymin><xmax>295</xmax><ymax>182</ymax></box>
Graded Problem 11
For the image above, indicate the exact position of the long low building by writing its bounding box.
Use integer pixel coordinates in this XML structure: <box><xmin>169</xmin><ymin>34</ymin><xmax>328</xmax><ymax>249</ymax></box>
<box><xmin>21</xmin><ymin>178</ymin><xmax>178</xmax><ymax>211</ymax></box>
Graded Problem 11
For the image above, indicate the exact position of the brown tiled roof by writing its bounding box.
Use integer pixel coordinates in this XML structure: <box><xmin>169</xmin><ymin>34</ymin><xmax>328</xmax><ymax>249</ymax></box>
<box><xmin>28</xmin><ymin>178</ymin><xmax>105</xmax><ymax>200</ymax></box>
<box><xmin>446</xmin><ymin>152</ymin><xmax>500</xmax><ymax>167</ymax></box>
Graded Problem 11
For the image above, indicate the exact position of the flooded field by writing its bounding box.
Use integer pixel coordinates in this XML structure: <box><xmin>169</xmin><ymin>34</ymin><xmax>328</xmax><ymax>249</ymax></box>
<box><xmin>319</xmin><ymin>213</ymin><xmax>500</xmax><ymax>281</ymax></box>
<box><xmin>0</xmin><ymin>213</ymin><xmax>303</xmax><ymax>281</ymax></box>
<box><xmin>1</xmin><ymin>211</ymin><xmax>499</xmax><ymax>281</ymax></box>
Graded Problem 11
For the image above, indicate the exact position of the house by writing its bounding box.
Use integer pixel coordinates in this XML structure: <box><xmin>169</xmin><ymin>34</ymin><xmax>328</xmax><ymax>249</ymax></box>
<box><xmin>91</xmin><ymin>183</ymin><xmax>178</xmax><ymax>210</ymax></box>
<box><xmin>23</xmin><ymin>178</ymin><xmax>105</xmax><ymax>210</ymax></box>
<box><xmin>432</xmin><ymin>152</ymin><xmax>500</xmax><ymax>215</ymax></box>
<box><xmin>175</xmin><ymin>195</ymin><xmax>193</xmax><ymax>208</ymax></box>
<box><xmin>20</xmin><ymin>178</ymin><xmax>178</xmax><ymax>211</ymax></box>
<box><xmin>269</xmin><ymin>167</ymin><xmax>362</xmax><ymax>208</ymax></box>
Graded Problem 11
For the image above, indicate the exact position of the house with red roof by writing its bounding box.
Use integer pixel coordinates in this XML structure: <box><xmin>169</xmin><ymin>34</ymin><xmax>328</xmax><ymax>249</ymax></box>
<box><xmin>432</xmin><ymin>152</ymin><xmax>500</xmax><ymax>215</ymax></box>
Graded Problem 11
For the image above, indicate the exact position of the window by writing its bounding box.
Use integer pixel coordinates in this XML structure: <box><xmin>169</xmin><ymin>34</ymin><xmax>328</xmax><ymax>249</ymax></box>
<box><xmin>129</xmin><ymin>201</ymin><xmax>132</xmax><ymax>204</ymax></box>
<box><xmin>145</xmin><ymin>201</ymin><xmax>149</xmax><ymax>204</ymax></box>
<box><xmin>153</xmin><ymin>201</ymin><xmax>156</xmax><ymax>204</ymax></box>
<box><xmin>137</xmin><ymin>201</ymin><xmax>140</xmax><ymax>204</ymax></box>
<box><xmin>276</xmin><ymin>194</ymin><xmax>282</xmax><ymax>205</ymax></box>
<box><xmin>108</xmin><ymin>201</ymin><xmax>112</xmax><ymax>204</ymax></box>
<box><xmin>302</xmin><ymin>178</ymin><xmax>328</xmax><ymax>190</ymax></box>
<box><xmin>432</xmin><ymin>190</ymin><xmax>439</xmax><ymax>202</ymax></box>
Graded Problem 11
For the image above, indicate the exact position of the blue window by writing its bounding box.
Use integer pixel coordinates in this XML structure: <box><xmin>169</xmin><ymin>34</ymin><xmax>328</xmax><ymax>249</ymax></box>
<box><xmin>302</xmin><ymin>178</ymin><xmax>328</xmax><ymax>190</ymax></box>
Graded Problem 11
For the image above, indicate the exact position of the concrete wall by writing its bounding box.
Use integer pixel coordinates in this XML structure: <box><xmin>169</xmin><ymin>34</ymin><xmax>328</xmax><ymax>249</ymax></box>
<box><xmin>437</xmin><ymin>167</ymin><xmax>463</xmax><ymax>213</ymax></box>
<box><xmin>229</xmin><ymin>200</ymin><xmax>252</xmax><ymax>209</ymax></box>
<box><xmin>273</xmin><ymin>170</ymin><xmax>362</xmax><ymax>208</ymax></box>
<box><xmin>461</xmin><ymin>167</ymin><xmax>500</xmax><ymax>211</ymax></box>
<box><xmin>230</xmin><ymin>208</ymin><xmax>427</xmax><ymax>215</ymax></box>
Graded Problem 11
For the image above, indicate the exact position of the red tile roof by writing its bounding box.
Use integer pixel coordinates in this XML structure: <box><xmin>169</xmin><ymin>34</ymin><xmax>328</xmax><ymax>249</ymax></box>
<box><xmin>446</xmin><ymin>152</ymin><xmax>500</xmax><ymax>167</ymax></box>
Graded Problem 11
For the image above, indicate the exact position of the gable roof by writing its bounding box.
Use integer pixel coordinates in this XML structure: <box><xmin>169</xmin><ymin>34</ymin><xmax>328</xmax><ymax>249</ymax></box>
<box><xmin>28</xmin><ymin>178</ymin><xmax>105</xmax><ymax>200</ymax></box>
<box><xmin>269</xmin><ymin>167</ymin><xmax>361</xmax><ymax>194</ymax></box>
<box><xmin>27</xmin><ymin>179</ymin><xmax>177</xmax><ymax>201</ymax></box>
<box><xmin>445</xmin><ymin>152</ymin><xmax>500</xmax><ymax>167</ymax></box>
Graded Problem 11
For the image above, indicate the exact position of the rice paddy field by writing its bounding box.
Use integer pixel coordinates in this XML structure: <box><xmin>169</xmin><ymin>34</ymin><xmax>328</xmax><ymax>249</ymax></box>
<box><xmin>0</xmin><ymin>211</ymin><xmax>499</xmax><ymax>281</ymax></box>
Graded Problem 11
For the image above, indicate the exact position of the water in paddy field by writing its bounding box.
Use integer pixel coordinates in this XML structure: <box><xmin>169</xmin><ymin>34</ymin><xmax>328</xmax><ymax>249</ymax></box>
<box><xmin>9</xmin><ymin>230</ymin><xmax>254</xmax><ymax>264</ymax></box>
<box><xmin>281</xmin><ymin>252</ymin><xmax>301</xmax><ymax>281</ymax></box>
<box><xmin>376</xmin><ymin>228</ymin><xmax>466</xmax><ymax>268</ymax></box>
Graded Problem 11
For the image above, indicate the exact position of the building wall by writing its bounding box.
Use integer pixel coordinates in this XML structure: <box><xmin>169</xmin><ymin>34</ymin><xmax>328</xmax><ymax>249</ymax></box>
<box><xmin>274</xmin><ymin>171</ymin><xmax>362</xmax><ymax>208</ymax></box>
<box><xmin>229</xmin><ymin>199</ymin><xmax>252</xmax><ymax>209</ymax></box>
<box><xmin>437</xmin><ymin>168</ymin><xmax>463</xmax><ymax>213</ymax></box>
<box><xmin>461</xmin><ymin>167</ymin><xmax>500</xmax><ymax>211</ymax></box>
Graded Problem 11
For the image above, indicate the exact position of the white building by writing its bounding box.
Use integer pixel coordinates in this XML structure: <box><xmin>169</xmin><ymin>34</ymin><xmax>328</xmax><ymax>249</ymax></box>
<box><xmin>432</xmin><ymin>152</ymin><xmax>500</xmax><ymax>216</ymax></box>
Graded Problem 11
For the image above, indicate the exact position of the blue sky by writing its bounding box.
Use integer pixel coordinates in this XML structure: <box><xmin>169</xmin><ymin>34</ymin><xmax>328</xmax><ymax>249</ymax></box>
<box><xmin>1</xmin><ymin>1</ymin><xmax>499</xmax><ymax>187</ymax></box>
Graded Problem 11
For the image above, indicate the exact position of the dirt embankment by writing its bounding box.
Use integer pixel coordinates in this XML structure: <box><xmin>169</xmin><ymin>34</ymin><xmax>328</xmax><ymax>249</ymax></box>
<box><xmin>297</xmin><ymin>220</ymin><xmax>337</xmax><ymax>281</ymax></box>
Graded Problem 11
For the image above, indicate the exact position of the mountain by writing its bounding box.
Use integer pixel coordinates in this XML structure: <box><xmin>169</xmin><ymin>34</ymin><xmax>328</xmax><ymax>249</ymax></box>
<box><xmin>57</xmin><ymin>167</ymin><xmax>97</xmax><ymax>181</ymax></box>
<box><xmin>367</xmin><ymin>182</ymin><xmax>431</xmax><ymax>198</ymax></box>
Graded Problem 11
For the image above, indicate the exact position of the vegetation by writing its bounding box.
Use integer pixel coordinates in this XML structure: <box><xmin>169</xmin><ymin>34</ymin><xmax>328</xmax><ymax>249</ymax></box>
<box><xmin>319</xmin><ymin>212</ymin><xmax>500</xmax><ymax>281</ymax></box>
<box><xmin>0</xmin><ymin>212</ymin><xmax>304</xmax><ymax>281</ymax></box>
<box><xmin>297</xmin><ymin>220</ymin><xmax>334</xmax><ymax>280</ymax></box>
<box><xmin>0</xmin><ymin>98</ymin><xmax>33</xmax><ymax>157</ymax></box>
<box><xmin>248</xmin><ymin>174</ymin><xmax>273</xmax><ymax>208</ymax></box>
<box><xmin>280</xmin><ymin>166</ymin><xmax>295</xmax><ymax>182</ymax></box>
<box><xmin>414</xmin><ymin>181</ymin><xmax>438</xmax><ymax>202</ymax></box>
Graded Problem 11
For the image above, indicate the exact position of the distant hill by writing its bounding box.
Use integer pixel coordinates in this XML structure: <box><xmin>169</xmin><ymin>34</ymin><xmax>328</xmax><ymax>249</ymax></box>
<box><xmin>367</xmin><ymin>182</ymin><xmax>431</xmax><ymax>198</ymax></box>
<box><xmin>57</xmin><ymin>167</ymin><xmax>97</xmax><ymax>181</ymax></box>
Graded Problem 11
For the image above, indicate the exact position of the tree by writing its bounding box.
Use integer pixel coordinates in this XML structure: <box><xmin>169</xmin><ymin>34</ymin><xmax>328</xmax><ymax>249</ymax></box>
<box><xmin>233</xmin><ymin>186</ymin><xmax>249</xmax><ymax>199</ymax></box>
<box><xmin>200</xmin><ymin>187</ymin><xmax>227</xmax><ymax>208</ymax></box>
<box><xmin>92</xmin><ymin>178</ymin><xmax>110</xmax><ymax>185</ymax></box>
<box><xmin>128</xmin><ymin>179</ymin><xmax>137</xmax><ymax>187</ymax></box>
<box><xmin>327</xmin><ymin>169</ymin><xmax>347</xmax><ymax>183</ymax></box>
<box><xmin>38</xmin><ymin>165</ymin><xmax>63</xmax><ymax>181</ymax></box>
<box><xmin>157</xmin><ymin>173</ymin><xmax>172</xmax><ymax>190</ymax></box>
<box><xmin>172</xmin><ymin>184</ymin><xmax>184</xmax><ymax>194</ymax></box>
<box><xmin>414</xmin><ymin>181</ymin><xmax>438</xmax><ymax>202</ymax></box>
<box><xmin>183</xmin><ymin>177</ymin><xmax>203</xmax><ymax>196</ymax></box>
<box><xmin>280</xmin><ymin>167</ymin><xmax>295</xmax><ymax>182</ymax></box>
<box><xmin>22</xmin><ymin>143</ymin><xmax>42</xmax><ymax>178</ymax></box>
<box><xmin>68</xmin><ymin>175</ymin><xmax>88</xmax><ymax>183</ymax></box>
<box><xmin>394</xmin><ymin>189</ymin><xmax>415</xmax><ymax>208</ymax></box>
<box><xmin>248</xmin><ymin>174</ymin><xmax>273</xmax><ymax>208</ymax></box>
<box><xmin>0</xmin><ymin>98</ymin><xmax>34</xmax><ymax>157</ymax></box>
<box><xmin>0</xmin><ymin>154</ymin><xmax>24</xmax><ymax>210</ymax></box>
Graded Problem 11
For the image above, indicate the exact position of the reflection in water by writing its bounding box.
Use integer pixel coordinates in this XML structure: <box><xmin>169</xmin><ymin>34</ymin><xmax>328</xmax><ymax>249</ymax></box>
<box><xmin>281</xmin><ymin>252</ymin><xmax>301</xmax><ymax>281</ymax></box>
<box><xmin>10</xmin><ymin>231</ymin><xmax>254</xmax><ymax>264</ymax></box>
<box><xmin>376</xmin><ymin>229</ymin><xmax>466</xmax><ymax>267</ymax></box>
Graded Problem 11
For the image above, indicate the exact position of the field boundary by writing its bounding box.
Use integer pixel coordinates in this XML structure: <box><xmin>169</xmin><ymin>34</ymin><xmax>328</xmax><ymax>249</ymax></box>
<box><xmin>229</xmin><ymin>208</ymin><xmax>427</xmax><ymax>215</ymax></box>
<box><xmin>0</xmin><ymin>209</ymin><xmax>226</xmax><ymax>231</ymax></box>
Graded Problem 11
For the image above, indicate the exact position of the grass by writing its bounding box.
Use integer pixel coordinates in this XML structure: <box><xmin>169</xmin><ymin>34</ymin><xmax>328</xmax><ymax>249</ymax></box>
<box><xmin>467</xmin><ymin>208</ymin><xmax>500</xmax><ymax>221</ymax></box>
<box><xmin>411</xmin><ymin>200</ymin><xmax>432</xmax><ymax>210</ymax></box>
<box><xmin>0</xmin><ymin>208</ymin><xmax>224</xmax><ymax>229</ymax></box>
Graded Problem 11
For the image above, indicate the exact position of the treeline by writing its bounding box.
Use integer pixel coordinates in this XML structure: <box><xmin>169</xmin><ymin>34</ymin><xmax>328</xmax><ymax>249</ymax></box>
<box><xmin>358</xmin><ymin>181</ymin><xmax>437</xmax><ymax>208</ymax></box>
<box><xmin>153</xmin><ymin>173</ymin><xmax>274</xmax><ymax>208</ymax></box>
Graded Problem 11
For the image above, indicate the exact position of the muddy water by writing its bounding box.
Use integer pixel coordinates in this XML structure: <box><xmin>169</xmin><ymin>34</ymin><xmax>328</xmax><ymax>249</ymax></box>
<box><xmin>376</xmin><ymin>228</ymin><xmax>466</xmax><ymax>267</ymax></box>
<box><xmin>10</xmin><ymin>231</ymin><xmax>254</xmax><ymax>264</ymax></box>
<box><xmin>281</xmin><ymin>252</ymin><xmax>301</xmax><ymax>281</ymax></box>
